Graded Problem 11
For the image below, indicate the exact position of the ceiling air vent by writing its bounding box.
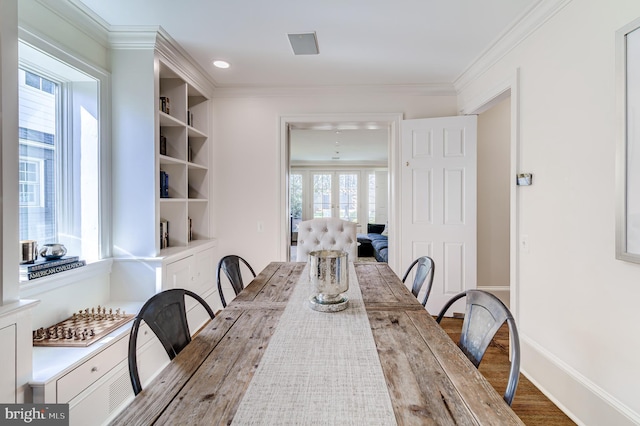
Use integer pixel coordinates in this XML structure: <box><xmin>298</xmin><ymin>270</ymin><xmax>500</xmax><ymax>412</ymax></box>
<box><xmin>287</xmin><ymin>32</ymin><xmax>319</xmax><ymax>55</ymax></box>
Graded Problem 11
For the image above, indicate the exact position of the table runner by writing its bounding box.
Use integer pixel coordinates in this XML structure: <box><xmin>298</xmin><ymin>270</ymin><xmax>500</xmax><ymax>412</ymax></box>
<box><xmin>231</xmin><ymin>263</ymin><xmax>397</xmax><ymax>425</ymax></box>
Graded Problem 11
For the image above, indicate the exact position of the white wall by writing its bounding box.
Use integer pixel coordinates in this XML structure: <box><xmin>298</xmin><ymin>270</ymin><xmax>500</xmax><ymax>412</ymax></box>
<box><xmin>458</xmin><ymin>1</ymin><xmax>640</xmax><ymax>423</ymax></box>
<box><xmin>212</xmin><ymin>92</ymin><xmax>457</xmax><ymax>272</ymax></box>
<box><xmin>477</xmin><ymin>97</ymin><xmax>510</xmax><ymax>290</ymax></box>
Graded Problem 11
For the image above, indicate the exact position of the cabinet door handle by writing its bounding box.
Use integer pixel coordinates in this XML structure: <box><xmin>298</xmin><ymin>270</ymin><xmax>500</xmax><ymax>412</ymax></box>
<box><xmin>91</xmin><ymin>366</ymin><xmax>98</xmax><ymax>373</ymax></box>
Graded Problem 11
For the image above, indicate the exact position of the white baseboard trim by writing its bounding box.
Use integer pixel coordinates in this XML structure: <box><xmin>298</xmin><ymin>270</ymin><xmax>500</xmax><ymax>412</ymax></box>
<box><xmin>521</xmin><ymin>335</ymin><xmax>640</xmax><ymax>426</ymax></box>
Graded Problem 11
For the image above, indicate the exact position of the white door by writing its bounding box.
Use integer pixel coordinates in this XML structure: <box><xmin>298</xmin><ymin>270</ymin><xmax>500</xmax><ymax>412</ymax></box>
<box><xmin>401</xmin><ymin>116</ymin><xmax>477</xmax><ymax>316</ymax></box>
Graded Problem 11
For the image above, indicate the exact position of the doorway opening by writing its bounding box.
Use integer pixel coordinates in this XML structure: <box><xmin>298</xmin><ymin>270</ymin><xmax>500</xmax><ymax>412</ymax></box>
<box><xmin>279</xmin><ymin>113</ymin><xmax>402</xmax><ymax>268</ymax></box>
<box><xmin>461</xmin><ymin>70</ymin><xmax>520</xmax><ymax>319</ymax></box>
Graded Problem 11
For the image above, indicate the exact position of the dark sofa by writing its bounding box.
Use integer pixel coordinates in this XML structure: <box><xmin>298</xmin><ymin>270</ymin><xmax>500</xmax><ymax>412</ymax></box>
<box><xmin>357</xmin><ymin>224</ymin><xmax>388</xmax><ymax>262</ymax></box>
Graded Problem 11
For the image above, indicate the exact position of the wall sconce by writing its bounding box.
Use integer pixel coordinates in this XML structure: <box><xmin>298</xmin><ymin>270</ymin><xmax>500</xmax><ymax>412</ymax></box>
<box><xmin>517</xmin><ymin>173</ymin><xmax>533</xmax><ymax>186</ymax></box>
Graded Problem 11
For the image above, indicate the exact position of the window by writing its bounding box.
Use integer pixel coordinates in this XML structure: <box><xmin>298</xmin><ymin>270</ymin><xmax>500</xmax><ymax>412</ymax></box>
<box><xmin>19</xmin><ymin>159</ymin><xmax>44</xmax><ymax>207</ymax></box>
<box><xmin>18</xmin><ymin>41</ymin><xmax>103</xmax><ymax>262</ymax></box>
<box><xmin>311</xmin><ymin>171</ymin><xmax>358</xmax><ymax>221</ymax></box>
<box><xmin>292</xmin><ymin>168</ymin><xmax>387</xmax><ymax>228</ymax></box>
<box><xmin>368</xmin><ymin>173</ymin><xmax>376</xmax><ymax>223</ymax></box>
<box><xmin>338</xmin><ymin>173</ymin><xmax>358</xmax><ymax>222</ymax></box>
<box><xmin>290</xmin><ymin>173</ymin><xmax>303</xmax><ymax>235</ymax></box>
<box><xmin>312</xmin><ymin>173</ymin><xmax>332</xmax><ymax>218</ymax></box>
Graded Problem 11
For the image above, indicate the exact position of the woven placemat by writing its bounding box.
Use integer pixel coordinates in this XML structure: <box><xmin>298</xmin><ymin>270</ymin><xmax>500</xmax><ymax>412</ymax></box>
<box><xmin>232</xmin><ymin>263</ymin><xmax>397</xmax><ymax>425</ymax></box>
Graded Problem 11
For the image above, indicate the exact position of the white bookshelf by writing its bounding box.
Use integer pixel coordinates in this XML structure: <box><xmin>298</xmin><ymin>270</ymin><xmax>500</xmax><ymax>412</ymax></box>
<box><xmin>111</xmin><ymin>30</ymin><xmax>214</xmax><ymax>258</ymax></box>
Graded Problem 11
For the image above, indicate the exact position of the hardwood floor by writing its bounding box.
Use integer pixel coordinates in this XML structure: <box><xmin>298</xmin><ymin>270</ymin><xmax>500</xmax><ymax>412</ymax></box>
<box><xmin>438</xmin><ymin>317</ymin><xmax>576</xmax><ymax>425</ymax></box>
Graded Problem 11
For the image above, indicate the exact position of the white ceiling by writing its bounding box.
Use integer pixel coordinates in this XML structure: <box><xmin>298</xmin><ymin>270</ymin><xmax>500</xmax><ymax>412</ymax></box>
<box><xmin>290</xmin><ymin>129</ymin><xmax>388</xmax><ymax>166</ymax></box>
<box><xmin>70</xmin><ymin>0</ymin><xmax>538</xmax><ymax>162</ymax></box>
<box><xmin>73</xmin><ymin>0</ymin><xmax>537</xmax><ymax>89</ymax></box>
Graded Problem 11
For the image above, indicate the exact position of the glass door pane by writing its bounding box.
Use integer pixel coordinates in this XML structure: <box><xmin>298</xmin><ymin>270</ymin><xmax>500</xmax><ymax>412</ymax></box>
<box><xmin>312</xmin><ymin>173</ymin><xmax>332</xmax><ymax>218</ymax></box>
<box><xmin>338</xmin><ymin>173</ymin><xmax>358</xmax><ymax>222</ymax></box>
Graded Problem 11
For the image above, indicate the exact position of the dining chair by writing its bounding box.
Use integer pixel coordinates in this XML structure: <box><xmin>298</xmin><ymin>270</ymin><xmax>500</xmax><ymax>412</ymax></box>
<box><xmin>216</xmin><ymin>255</ymin><xmax>256</xmax><ymax>308</ymax></box>
<box><xmin>436</xmin><ymin>289</ymin><xmax>520</xmax><ymax>406</ymax></box>
<box><xmin>295</xmin><ymin>217</ymin><xmax>357</xmax><ymax>261</ymax></box>
<box><xmin>401</xmin><ymin>256</ymin><xmax>435</xmax><ymax>307</ymax></box>
<box><xmin>128</xmin><ymin>288</ymin><xmax>215</xmax><ymax>395</ymax></box>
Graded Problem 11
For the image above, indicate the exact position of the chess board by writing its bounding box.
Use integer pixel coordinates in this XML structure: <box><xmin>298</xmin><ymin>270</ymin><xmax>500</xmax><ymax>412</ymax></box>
<box><xmin>33</xmin><ymin>307</ymin><xmax>135</xmax><ymax>348</ymax></box>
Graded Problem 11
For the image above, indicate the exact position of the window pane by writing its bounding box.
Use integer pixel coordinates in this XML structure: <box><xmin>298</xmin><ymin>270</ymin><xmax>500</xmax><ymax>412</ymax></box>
<box><xmin>290</xmin><ymin>173</ymin><xmax>303</xmax><ymax>233</ymax></box>
<box><xmin>19</xmin><ymin>69</ymin><xmax>57</xmax><ymax>243</ymax></box>
<box><xmin>25</xmin><ymin>71</ymin><xmax>40</xmax><ymax>89</ymax></box>
<box><xmin>368</xmin><ymin>173</ymin><xmax>376</xmax><ymax>223</ymax></box>
<box><xmin>41</xmin><ymin>78</ymin><xmax>55</xmax><ymax>94</ymax></box>
<box><xmin>338</xmin><ymin>173</ymin><xmax>358</xmax><ymax>222</ymax></box>
<box><xmin>313</xmin><ymin>174</ymin><xmax>332</xmax><ymax>218</ymax></box>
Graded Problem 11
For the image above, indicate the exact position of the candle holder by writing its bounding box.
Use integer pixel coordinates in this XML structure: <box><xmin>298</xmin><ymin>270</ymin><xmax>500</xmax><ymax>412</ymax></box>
<box><xmin>308</xmin><ymin>250</ymin><xmax>349</xmax><ymax>312</ymax></box>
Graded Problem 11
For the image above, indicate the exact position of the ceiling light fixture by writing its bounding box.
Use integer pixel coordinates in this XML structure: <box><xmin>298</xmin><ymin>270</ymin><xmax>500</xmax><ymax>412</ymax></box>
<box><xmin>287</xmin><ymin>32</ymin><xmax>319</xmax><ymax>55</ymax></box>
<box><xmin>213</xmin><ymin>60</ymin><xmax>230</xmax><ymax>69</ymax></box>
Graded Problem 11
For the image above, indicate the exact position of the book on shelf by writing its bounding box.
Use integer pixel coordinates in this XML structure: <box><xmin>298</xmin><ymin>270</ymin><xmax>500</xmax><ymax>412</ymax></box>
<box><xmin>20</xmin><ymin>256</ymin><xmax>80</xmax><ymax>273</ymax></box>
<box><xmin>160</xmin><ymin>220</ymin><xmax>169</xmax><ymax>249</ymax></box>
<box><xmin>160</xmin><ymin>170</ymin><xmax>169</xmax><ymax>198</ymax></box>
<box><xmin>160</xmin><ymin>96</ymin><xmax>170</xmax><ymax>114</ymax></box>
<box><xmin>160</xmin><ymin>134</ymin><xmax>167</xmax><ymax>156</ymax></box>
<box><xmin>21</xmin><ymin>260</ymin><xmax>86</xmax><ymax>280</ymax></box>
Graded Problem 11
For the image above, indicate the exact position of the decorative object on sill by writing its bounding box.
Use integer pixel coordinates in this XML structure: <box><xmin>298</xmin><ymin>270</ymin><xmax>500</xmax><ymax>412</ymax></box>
<box><xmin>21</xmin><ymin>260</ymin><xmax>86</xmax><ymax>281</ymax></box>
<box><xmin>39</xmin><ymin>243</ymin><xmax>67</xmax><ymax>260</ymax></box>
<box><xmin>308</xmin><ymin>250</ymin><xmax>349</xmax><ymax>312</ymax></box>
<box><xmin>32</xmin><ymin>306</ymin><xmax>134</xmax><ymax>347</ymax></box>
<box><xmin>516</xmin><ymin>173</ymin><xmax>533</xmax><ymax>186</ymax></box>
<box><xmin>20</xmin><ymin>240</ymin><xmax>38</xmax><ymax>264</ymax></box>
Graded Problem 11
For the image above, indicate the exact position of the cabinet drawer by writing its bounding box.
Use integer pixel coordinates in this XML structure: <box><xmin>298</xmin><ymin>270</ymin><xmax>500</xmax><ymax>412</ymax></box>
<box><xmin>57</xmin><ymin>336</ymin><xmax>129</xmax><ymax>403</ymax></box>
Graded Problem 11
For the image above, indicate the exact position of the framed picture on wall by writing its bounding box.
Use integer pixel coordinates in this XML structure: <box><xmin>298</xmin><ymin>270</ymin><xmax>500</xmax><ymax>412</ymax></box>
<box><xmin>616</xmin><ymin>17</ymin><xmax>640</xmax><ymax>262</ymax></box>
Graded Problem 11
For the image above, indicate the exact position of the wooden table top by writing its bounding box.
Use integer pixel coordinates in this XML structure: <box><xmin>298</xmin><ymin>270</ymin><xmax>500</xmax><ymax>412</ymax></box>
<box><xmin>110</xmin><ymin>262</ymin><xmax>524</xmax><ymax>426</ymax></box>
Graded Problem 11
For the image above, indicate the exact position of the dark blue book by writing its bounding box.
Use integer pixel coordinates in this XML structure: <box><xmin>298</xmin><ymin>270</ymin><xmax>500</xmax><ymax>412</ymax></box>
<box><xmin>20</xmin><ymin>256</ymin><xmax>80</xmax><ymax>273</ymax></box>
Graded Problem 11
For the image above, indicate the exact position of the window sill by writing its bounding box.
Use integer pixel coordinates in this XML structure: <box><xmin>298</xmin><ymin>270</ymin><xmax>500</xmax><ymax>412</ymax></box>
<box><xmin>20</xmin><ymin>259</ymin><xmax>113</xmax><ymax>299</ymax></box>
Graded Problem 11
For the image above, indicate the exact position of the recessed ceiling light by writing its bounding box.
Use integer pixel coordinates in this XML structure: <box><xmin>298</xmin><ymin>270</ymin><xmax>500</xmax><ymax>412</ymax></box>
<box><xmin>213</xmin><ymin>60</ymin><xmax>230</xmax><ymax>69</ymax></box>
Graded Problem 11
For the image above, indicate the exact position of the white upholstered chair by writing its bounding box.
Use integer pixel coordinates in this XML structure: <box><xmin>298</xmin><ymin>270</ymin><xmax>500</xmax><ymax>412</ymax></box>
<box><xmin>296</xmin><ymin>218</ymin><xmax>358</xmax><ymax>261</ymax></box>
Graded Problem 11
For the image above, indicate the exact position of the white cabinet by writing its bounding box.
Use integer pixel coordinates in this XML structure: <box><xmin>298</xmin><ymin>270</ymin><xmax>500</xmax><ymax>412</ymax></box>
<box><xmin>30</xmin><ymin>297</ymin><xmax>215</xmax><ymax>426</ymax></box>
<box><xmin>164</xmin><ymin>245</ymin><xmax>222</xmax><ymax>320</ymax></box>
<box><xmin>0</xmin><ymin>325</ymin><xmax>16</xmax><ymax>402</ymax></box>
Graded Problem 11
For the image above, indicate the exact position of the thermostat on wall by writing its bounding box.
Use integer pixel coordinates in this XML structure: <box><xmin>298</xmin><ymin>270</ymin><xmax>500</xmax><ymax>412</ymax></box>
<box><xmin>517</xmin><ymin>173</ymin><xmax>533</xmax><ymax>186</ymax></box>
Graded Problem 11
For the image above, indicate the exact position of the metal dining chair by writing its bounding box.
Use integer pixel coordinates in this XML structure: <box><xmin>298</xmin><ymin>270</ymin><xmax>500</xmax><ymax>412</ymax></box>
<box><xmin>216</xmin><ymin>255</ymin><xmax>256</xmax><ymax>308</ymax></box>
<box><xmin>436</xmin><ymin>289</ymin><xmax>520</xmax><ymax>406</ymax></box>
<box><xmin>128</xmin><ymin>288</ymin><xmax>215</xmax><ymax>395</ymax></box>
<box><xmin>401</xmin><ymin>256</ymin><xmax>435</xmax><ymax>307</ymax></box>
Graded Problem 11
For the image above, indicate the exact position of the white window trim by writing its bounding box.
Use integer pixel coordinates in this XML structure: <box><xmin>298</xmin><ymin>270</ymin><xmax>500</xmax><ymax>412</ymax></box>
<box><xmin>17</xmin><ymin>27</ymin><xmax>112</xmax><ymax>297</ymax></box>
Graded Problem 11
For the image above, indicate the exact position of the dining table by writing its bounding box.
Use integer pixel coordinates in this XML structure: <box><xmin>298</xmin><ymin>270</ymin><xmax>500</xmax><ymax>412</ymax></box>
<box><xmin>110</xmin><ymin>261</ymin><xmax>524</xmax><ymax>425</ymax></box>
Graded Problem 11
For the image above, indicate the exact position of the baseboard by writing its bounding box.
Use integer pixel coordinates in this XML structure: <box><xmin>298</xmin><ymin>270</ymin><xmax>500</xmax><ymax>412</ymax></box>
<box><xmin>476</xmin><ymin>286</ymin><xmax>509</xmax><ymax>307</ymax></box>
<box><xmin>521</xmin><ymin>335</ymin><xmax>640</xmax><ymax>426</ymax></box>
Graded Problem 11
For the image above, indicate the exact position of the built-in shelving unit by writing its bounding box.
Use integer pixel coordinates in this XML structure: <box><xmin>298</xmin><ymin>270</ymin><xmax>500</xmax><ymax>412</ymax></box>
<box><xmin>158</xmin><ymin>62</ymin><xmax>211</xmax><ymax>249</ymax></box>
<box><xmin>30</xmin><ymin>29</ymin><xmax>222</xmax><ymax>426</ymax></box>
<box><xmin>110</xmin><ymin>30</ymin><xmax>215</xmax><ymax>259</ymax></box>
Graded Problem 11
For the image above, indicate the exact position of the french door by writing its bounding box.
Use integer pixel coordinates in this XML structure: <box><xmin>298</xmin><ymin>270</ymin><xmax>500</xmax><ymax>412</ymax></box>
<box><xmin>311</xmin><ymin>172</ymin><xmax>358</xmax><ymax>222</ymax></box>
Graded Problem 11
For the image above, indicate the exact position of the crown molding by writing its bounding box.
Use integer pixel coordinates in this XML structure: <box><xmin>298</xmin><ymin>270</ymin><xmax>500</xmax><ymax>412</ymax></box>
<box><xmin>108</xmin><ymin>25</ymin><xmax>217</xmax><ymax>97</ymax></box>
<box><xmin>454</xmin><ymin>0</ymin><xmax>573</xmax><ymax>93</ymax></box>
<box><xmin>35</xmin><ymin>0</ymin><xmax>110</xmax><ymax>47</ymax></box>
<box><xmin>212</xmin><ymin>83</ymin><xmax>456</xmax><ymax>99</ymax></box>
